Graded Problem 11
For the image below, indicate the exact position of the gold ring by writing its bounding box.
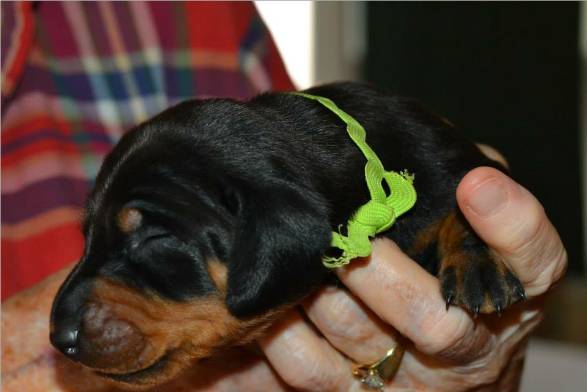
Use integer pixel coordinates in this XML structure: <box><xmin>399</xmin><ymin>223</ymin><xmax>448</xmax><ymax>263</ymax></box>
<box><xmin>353</xmin><ymin>344</ymin><xmax>404</xmax><ymax>391</ymax></box>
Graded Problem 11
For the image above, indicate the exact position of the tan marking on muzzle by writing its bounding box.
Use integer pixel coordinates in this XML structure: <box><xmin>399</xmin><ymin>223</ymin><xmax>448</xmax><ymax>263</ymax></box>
<box><xmin>88</xmin><ymin>276</ymin><xmax>284</xmax><ymax>388</ymax></box>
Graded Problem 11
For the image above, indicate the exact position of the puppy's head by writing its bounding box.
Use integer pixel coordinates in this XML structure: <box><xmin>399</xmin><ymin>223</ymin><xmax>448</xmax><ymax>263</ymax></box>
<box><xmin>50</xmin><ymin>98</ymin><xmax>331</xmax><ymax>387</ymax></box>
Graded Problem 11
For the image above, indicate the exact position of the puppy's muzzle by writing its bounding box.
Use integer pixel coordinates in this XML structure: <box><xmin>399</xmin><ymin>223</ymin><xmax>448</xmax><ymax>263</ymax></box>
<box><xmin>52</xmin><ymin>301</ymin><xmax>151</xmax><ymax>370</ymax></box>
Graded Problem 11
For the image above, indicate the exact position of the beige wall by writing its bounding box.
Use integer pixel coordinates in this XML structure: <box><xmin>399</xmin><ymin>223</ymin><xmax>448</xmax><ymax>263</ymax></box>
<box><xmin>256</xmin><ymin>1</ymin><xmax>366</xmax><ymax>89</ymax></box>
<box><xmin>313</xmin><ymin>2</ymin><xmax>366</xmax><ymax>85</ymax></box>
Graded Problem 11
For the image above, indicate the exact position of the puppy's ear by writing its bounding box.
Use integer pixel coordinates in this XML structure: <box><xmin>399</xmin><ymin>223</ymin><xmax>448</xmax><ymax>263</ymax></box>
<box><xmin>225</xmin><ymin>186</ymin><xmax>331</xmax><ymax>318</ymax></box>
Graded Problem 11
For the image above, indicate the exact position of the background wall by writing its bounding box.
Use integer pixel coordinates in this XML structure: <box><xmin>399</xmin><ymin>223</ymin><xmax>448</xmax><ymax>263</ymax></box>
<box><xmin>366</xmin><ymin>2</ymin><xmax>583</xmax><ymax>275</ymax></box>
<box><xmin>256</xmin><ymin>1</ymin><xmax>365</xmax><ymax>88</ymax></box>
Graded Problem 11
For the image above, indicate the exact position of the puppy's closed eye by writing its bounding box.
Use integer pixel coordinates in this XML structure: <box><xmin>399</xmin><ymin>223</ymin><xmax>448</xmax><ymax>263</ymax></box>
<box><xmin>128</xmin><ymin>230</ymin><xmax>171</xmax><ymax>253</ymax></box>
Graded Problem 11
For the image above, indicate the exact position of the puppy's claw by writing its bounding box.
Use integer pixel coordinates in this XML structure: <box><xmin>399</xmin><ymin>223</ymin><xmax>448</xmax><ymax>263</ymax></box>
<box><xmin>495</xmin><ymin>303</ymin><xmax>502</xmax><ymax>317</ymax></box>
<box><xmin>473</xmin><ymin>305</ymin><xmax>480</xmax><ymax>318</ymax></box>
<box><xmin>445</xmin><ymin>294</ymin><xmax>454</xmax><ymax>311</ymax></box>
<box><xmin>516</xmin><ymin>286</ymin><xmax>527</xmax><ymax>301</ymax></box>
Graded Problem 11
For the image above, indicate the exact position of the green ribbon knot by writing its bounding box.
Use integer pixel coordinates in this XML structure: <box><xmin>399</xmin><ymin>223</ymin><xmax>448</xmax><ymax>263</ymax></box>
<box><xmin>293</xmin><ymin>92</ymin><xmax>417</xmax><ymax>268</ymax></box>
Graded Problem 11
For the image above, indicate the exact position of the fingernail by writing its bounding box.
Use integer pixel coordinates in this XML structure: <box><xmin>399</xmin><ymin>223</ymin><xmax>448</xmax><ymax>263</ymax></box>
<box><xmin>467</xmin><ymin>178</ymin><xmax>509</xmax><ymax>216</ymax></box>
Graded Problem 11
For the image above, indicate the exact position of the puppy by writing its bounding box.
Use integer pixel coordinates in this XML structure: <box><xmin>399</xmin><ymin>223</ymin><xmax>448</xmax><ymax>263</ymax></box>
<box><xmin>50</xmin><ymin>82</ymin><xmax>524</xmax><ymax>387</ymax></box>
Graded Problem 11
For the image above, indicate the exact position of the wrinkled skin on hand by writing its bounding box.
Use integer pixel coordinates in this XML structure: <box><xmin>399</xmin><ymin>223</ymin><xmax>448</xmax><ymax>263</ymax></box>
<box><xmin>256</xmin><ymin>163</ymin><xmax>566</xmax><ymax>392</ymax></box>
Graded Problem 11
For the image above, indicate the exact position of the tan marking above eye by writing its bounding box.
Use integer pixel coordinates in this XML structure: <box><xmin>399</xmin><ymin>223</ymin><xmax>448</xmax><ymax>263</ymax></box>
<box><xmin>117</xmin><ymin>207</ymin><xmax>143</xmax><ymax>233</ymax></box>
<box><xmin>206</xmin><ymin>259</ymin><xmax>228</xmax><ymax>293</ymax></box>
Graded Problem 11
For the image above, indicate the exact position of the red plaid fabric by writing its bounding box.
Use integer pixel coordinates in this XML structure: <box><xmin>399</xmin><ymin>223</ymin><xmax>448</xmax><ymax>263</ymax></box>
<box><xmin>1</xmin><ymin>1</ymin><xmax>293</xmax><ymax>299</ymax></box>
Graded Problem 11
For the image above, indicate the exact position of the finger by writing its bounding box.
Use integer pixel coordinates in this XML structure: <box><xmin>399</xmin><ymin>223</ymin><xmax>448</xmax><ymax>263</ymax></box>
<box><xmin>456</xmin><ymin>167</ymin><xmax>567</xmax><ymax>297</ymax></box>
<box><xmin>475</xmin><ymin>309</ymin><xmax>543</xmax><ymax>389</ymax></box>
<box><xmin>303</xmin><ymin>286</ymin><xmax>398</xmax><ymax>364</ymax></box>
<box><xmin>476</xmin><ymin>143</ymin><xmax>509</xmax><ymax>168</ymax></box>
<box><xmin>181</xmin><ymin>349</ymin><xmax>289</xmax><ymax>392</ymax></box>
<box><xmin>211</xmin><ymin>359</ymin><xmax>289</xmax><ymax>392</ymax></box>
<box><xmin>337</xmin><ymin>239</ymin><xmax>491</xmax><ymax>361</ymax></box>
<box><xmin>258</xmin><ymin>310</ymin><xmax>355</xmax><ymax>392</ymax></box>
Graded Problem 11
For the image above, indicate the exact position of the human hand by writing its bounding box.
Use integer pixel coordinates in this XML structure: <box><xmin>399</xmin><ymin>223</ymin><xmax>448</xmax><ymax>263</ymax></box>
<box><xmin>257</xmin><ymin>161</ymin><xmax>567</xmax><ymax>391</ymax></box>
<box><xmin>4</xmin><ymin>155</ymin><xmax>565</xmax><ymax>392</ymax></box>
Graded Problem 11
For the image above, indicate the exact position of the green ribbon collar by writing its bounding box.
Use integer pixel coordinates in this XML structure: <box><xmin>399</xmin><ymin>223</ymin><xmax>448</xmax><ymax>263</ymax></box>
<box><xmin>294</xmin><ymin>92</ymin><xmax>417</xmax><ymax>268</ymax></box>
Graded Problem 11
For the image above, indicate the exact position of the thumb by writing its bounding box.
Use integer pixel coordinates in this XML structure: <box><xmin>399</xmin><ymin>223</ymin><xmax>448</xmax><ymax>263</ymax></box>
<box><xmin>456</xmin><ymin>167</ymin><xmax>567</xmax><ymax>297</ymax></box>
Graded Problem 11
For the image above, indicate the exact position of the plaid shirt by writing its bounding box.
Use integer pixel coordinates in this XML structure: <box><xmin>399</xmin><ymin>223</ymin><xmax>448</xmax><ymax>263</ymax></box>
<box><xmin>1</xmin><ymin>1</ymin><xmax>293</xmax><ymax>299</ymax></box>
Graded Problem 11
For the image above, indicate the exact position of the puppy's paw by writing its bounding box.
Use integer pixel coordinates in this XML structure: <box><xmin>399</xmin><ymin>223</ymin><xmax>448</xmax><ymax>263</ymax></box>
<box><xmin>439</xmin><ymin>248</ymin><xmax>526</xmax><ymax>315</ymax></box>
<box><xmin>434</xmin><ymin>211</ymin><xmax>526</xmax><ymax>316</ymax></box>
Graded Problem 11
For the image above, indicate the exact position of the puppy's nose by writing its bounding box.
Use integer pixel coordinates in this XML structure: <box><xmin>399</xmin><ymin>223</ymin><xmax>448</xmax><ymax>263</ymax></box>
<box><xmin>50</xmin><ymin>269</ymin><xmax>92</xmax><ymax>359</ymax></box>
<box><xmin>50</xmin><ymin>323</ymin><xmax>80</xmax><ymax>357</ymax></box>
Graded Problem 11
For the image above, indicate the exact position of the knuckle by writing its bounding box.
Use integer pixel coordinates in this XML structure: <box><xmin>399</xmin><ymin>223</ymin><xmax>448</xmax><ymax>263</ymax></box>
<box><xmin>529</xmin><ymin>246</ymin><xmax>568</xmax><ymax>295</ymax></box>
<box><xmin>308</xmin><ymin>290</ymin><xmax>377</xmax><ymax>345</ymax></box>
<box><xmin>550</xmin><ymin>247</ymin><xmax>568</xmax><ymax>283</ymax></box>
<box><xmin>463</xmin><ymin>359</ymin><xmax>501</xmax><ymax>387</ymax></box>
<box><xmin>501</xmin><ymin>201</ymin><xmax>567</xmax><ymax>287</ymax></box>
<box><xmin>283</xmin><ymin>363</ymin><xmax>338</xmax><ymax>392</ymax></box>
<box><xmin>477</xmin><ymin>361</ymin><xmax>502</xmax><ymax>385</ymax></box>
<box><xmin>278</xmin><ymin>344</ymin><xmax>343</xmax><ymax>392</ymax></box>
<box><xmin>320</xmin><ymin>295</ymin><xmax>369</xmax><ymax>340</ymax></box>
<box><xmin>506</xmin><ymin>202</ymin><xmax>546</xmax><ymax>256</ymax></box>
<box><xmin>417</xmin><ymin>310</ymin><xmax>473</xmax><ymax>357</ymax></box>
<box><xmin>505</xmin><ymin>203</ymin><xmax>568</xmax><ymax>295</ymax></box>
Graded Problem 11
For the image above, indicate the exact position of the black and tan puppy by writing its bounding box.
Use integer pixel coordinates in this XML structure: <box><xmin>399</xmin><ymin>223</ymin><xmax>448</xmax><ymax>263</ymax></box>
<box><xmin>50</xmin><ymin>82</ymin><xmax>525</xmax><ymax>387</ymax></box>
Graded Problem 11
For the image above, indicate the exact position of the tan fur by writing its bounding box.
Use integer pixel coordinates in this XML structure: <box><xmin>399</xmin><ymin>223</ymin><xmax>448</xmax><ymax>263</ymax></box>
<box><xmin>436</xmin><ymin>212</ymin><xmax>512</xmax><ymax>314</ymax></box>
<box><xmin>408</xmin><ymin>219</ymin><xmax>441</xmax><ymax>257</ymax></box>
<box><xmin>206</xmin><ymin>259</ymin><xmax>228</xmax><ymax>293</ymax></box>
<box><xmin>117</xmin><ymin>208</ymin><xmax>142</xmax><ymax>233</ymax></box>
<box><xmin>89</xmin><ymin>276</ymin><xmax>283</xmax><ymax>388</ymax></box>
<box><xmin>437</xmin><ymin>212</ymin><xmax>467</xmax><ymax>257</ymax></box>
